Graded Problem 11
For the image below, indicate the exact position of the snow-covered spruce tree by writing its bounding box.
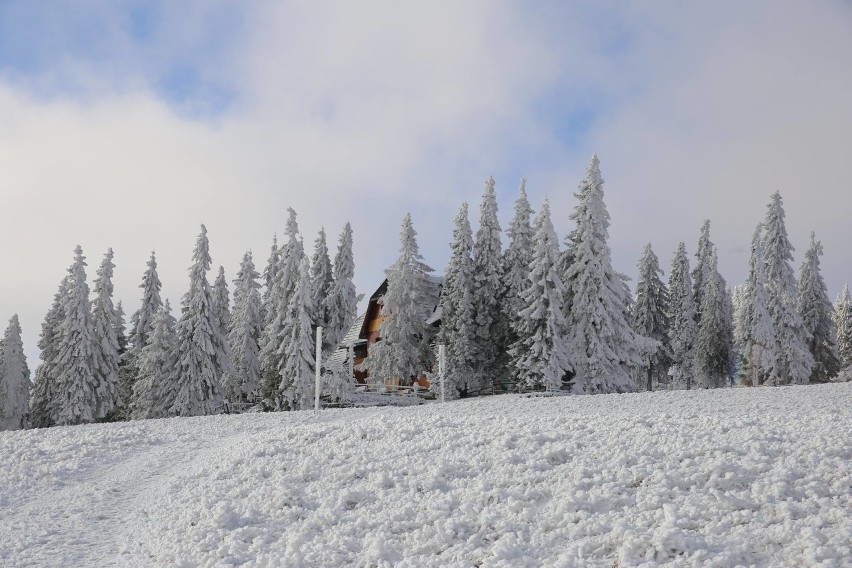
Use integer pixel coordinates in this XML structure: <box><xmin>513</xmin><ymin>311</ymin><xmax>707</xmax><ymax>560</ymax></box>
<box><xmin>260</xmin><ymin>208</ymin><xmax>304</xmax><ymax>404</ymax></box>
<box><xmin>90</xmin><ymin>248</ymin><xmax>122</xmax><ymax>420</ymax></box>
<box><xmin>309</xmin><ymin>228</ymin><xmax>334</xmax><ymax>336</ymax></box>
<box><xmin>362</xmin><ymin>214</ymin><xmax>436</xmax><ymax>385</ymax></box>
<box><xmin>436</xmin><ymin>202</ymin><xmax>478</xmax><ymax>398</ymax></box>
<box><xmin>322</xmin><ymin>222</ymin><xmax>358</xmax><ymax>359</ymax></box>
<box><xmin>131</xmin><ymin>300</ymin><xmax>177</xmax><ymax>419</ymax></box>
<box><xmin>261</xmin><ymin>234</ymin><xmax>280</xmax><ymax>325</ymax></box>
<box><xmin>212</xmin><ymin>266</ymin><xmax>236</xmax><ymax>386</ymax></box>
<box><xmin>114</xmin><ymin>300</ymin><xmax>132</xmax><ymax>419</ymax></box>
<box><xmin>502</xmin><ymin>179</ymin><xmax>533</xmax><ymax>364</ymax></box>
<box><xmin>694</xmin><ymin>250</ymin><xmax>732</xmax><ymax>388</ymax></box>
<box><xmin>667</xmin><ymin>243</ymin><xmax>698</xmax><ymax>389</ymax></box>
<box><xmin>692</xmin><ymin>220</ymin><xmax>713</xmax><ymax>322</ymax></box>
<box><xmin>631</xmin><ymin>244</ymin><xmax>671</xmax><ymax>391</ymax></box>
<box><xmin>833</xmin><ymin>285</ymin><xmax>852</xmax><ymax>372</ymax></box>
<box><xmin>278</xmin><ymin>256</ymin><xmax>316</xmax><ymax>410</ymax></box>
<box><xmin>563</xmin><ymin>155</ymin><xmax>656</xmax><ymax>394</ymax></box>
<box><xmin>737</xmin><ymin>225</ymin><xmax>780</xmax><ymax>386</ymax></box>
<box><xmin>471</xmin><ymin>177</ymin><xmax>506</xmax><ymax>392</ymax></box>
<box><xmin>225</xmin><ymin>251</ymin><xmax>262</xmax><ymax>403</ymax></box>
<box><xmin>797</xmin><ymin>233</ymin><xmax>840</xmax><ymax>382</ymax></box>
<box><xmin>509</xmin><ymin>200</ymin><xmax>570</xmax><ymax>392</ymax></box>
<box><xmin>30</xmin><ymin>276</ymin><xmax>70</xmax><ymax>428</ymax></box>
<box><xmin>53</xmin><ymin>246</ymin><xmax>99</xmax><ymax>426</ymax></box>
<box><xmin>0</xmin><ymin>315</ymin><xmax>30</xmax><ymax>430</ymax></box>
<box><xmin>168</xmin><ymin>226</ymin><xmax>226</xmax><ymax>416</ymax></box>
<box><xmin>128</xmin><ymin>252</ymin><xmax>163</xmax><ymax>359</ymax></box>
<box><xmin>763</xmin><ymin>192</ymin><xmax>814</xmax><ymax>385</ymax></box>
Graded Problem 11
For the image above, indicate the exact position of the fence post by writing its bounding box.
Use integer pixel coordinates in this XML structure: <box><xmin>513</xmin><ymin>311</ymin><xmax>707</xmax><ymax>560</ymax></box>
<box><xmin>438</xmin><ymin>344</ymin><xmax>446</xmax><ymax>404</ymax></box>
<box><xmin>315</xmin><ymin>326</ymin><xmax>323</xmax><ymax>413</ymax></box>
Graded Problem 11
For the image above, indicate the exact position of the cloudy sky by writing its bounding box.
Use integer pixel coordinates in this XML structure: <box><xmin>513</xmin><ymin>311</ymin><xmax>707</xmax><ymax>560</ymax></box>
<box><xmin>2</xmin><ymin>1</ymin><xmax>851</xmax><ymax>362</ymax></box>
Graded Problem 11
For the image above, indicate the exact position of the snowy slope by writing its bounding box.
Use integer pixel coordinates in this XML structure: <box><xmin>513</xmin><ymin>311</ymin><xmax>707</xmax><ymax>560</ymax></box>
<box><xmin>1</xmin><ymin>384</ymin><xmax>850</xmax><ymax>567</ymax></box>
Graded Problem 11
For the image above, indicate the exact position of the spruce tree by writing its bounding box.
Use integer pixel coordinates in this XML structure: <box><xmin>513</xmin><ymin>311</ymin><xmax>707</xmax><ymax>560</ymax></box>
<box><xmin>694</xmin><ymin>251</ymin><xmax>732</xmax><ymax>388</ymax></box>
<box><xmin>502</xmin><ymin>179</ymin><xmax>533</xmax><ymax>357</ymax></box>
<box><xmin>436</xmin><ymin>203</ymin><xmax>477</xmax><ymax>398</ymax></box>
<box><xmin>362</xmin><ymin>214</ymin><xmax>436</xmax><ymax>385</ymax></box>
<box><xmin>0</xmin><ymin>315</ymin><xmax>30</xmax><ymax>430</ymax></box>
<box><xmin>667</xmin><ymin>243</ymin><xmax>698</xmax><ymax>389</ymax></box>
<box><xmin>833</xmin><ymin>285</ymin><xmax>852</xmax><ymax>372</ymax></box>
<box><xmin>53</xmin><ymin>246</ymin><xmax>99</xmax><ymax>426</ymax></box>
<box><xmin>563</xmin><ymin>155</ymin><xmax>654</xmax><ymax>394</ymax></box>
<box><xmin>797</xmin><ymin>233</ymin><xmax>840</xmax><ymax>382</ymax></box>
<box><xmin>509</xmin><ymin>200</ymin><xmax>570</xmax><ymax>392</ymax></box>
<box><xmin>128</xmin><ymin>252</ymin><xmax>163</xmax><ymax>358</ymax></box>
<box><xmin>309</xmin><ymin>228</ymin><xmax>334</xmax><ymax>335</ymax></box>
<box><xmin>131</xmin><ymin>301</ymin><xmax>177</xmax><ymax>419</ymax></box>
<box><xmin>322</xmin><ymin>222</ymin><xmax>358</xmax><ymax>359</ymax></box>
<box><xmin>763</xmin><ymin>192</ymin><xmax>814</xmax><ymax>384</ymax></box>
<box><xmin>30</xmin><ymin>276</ymin><xmax>70</xmax><ymax>428</ymax></box>
<box><xmin>168</xmin><ymin>226</ymin><xmax>226</xmax><ymax>416</ymax></box>
<box><xmin>737</xmin><ymin>225</ymin><xmax>780</xmax><ymax>386</ymax></box>
<box><xmin>279</xmin><ymin>256</ymin><xmax>316</xmax><ymax>410</ymax></box>
<box><xmin>471</xmin><ymin>177</ymin><xmax>506</xmax><ymax>392</ymax></box>
<box><xmin>225</xmin><ymin>251</ymin><xmax>263</xmax><ymax>403</ymax></box>
<box><xmin>261</xmin><ymin>234</ymin><xmax>280</xmax><ymax>327</ymax></box>
<box><xmin>212</xmin><ymin>265</ymin><xmax>236</xmax><ymax>384</ymax></box>
<box><xmin>90</xmin><ymin>248</ymin><xmax>122</xmax><ymax>420</ymax></box>
<box><xmin>631</xmin><ymin>244</ymin><xmax>671</xmax><ymax>391</ymax></box>
<box><xmin>692</xmin><ymin>220</ymin><xmax>713</xmax><ymax>321</ymax></box>
<box><xmin>260</xmin><ymin>208</ymin><xmax>304</xmax><ymax>403</ymax></box>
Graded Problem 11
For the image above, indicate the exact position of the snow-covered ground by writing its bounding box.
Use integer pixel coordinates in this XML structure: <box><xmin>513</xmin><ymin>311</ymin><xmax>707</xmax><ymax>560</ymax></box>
<box><xmin>1</xmin><ymin>384</ymin><xmax>850</xmax><ymax>567</ymax></box>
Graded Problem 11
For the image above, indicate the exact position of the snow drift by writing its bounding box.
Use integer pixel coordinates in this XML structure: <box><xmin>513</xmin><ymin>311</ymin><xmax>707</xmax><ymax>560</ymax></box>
<box><xmin>1</xmin><ymin>383</ymin><xmax>850</xmax><ymax>567</ymax></box>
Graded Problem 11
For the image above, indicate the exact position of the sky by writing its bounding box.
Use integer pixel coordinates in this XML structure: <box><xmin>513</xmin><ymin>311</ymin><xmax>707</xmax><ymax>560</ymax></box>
<box><xmin>2</xmin><ymin>1</ymin><xmax>852</xmax><ymax>363</ymax></box>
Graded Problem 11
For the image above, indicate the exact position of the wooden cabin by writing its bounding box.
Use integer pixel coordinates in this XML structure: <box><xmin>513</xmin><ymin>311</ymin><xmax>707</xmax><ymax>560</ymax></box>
<box><xmin>326</xmin><ymin>276</ymin><xmax>442</xmax><ymax>388</ymax></box>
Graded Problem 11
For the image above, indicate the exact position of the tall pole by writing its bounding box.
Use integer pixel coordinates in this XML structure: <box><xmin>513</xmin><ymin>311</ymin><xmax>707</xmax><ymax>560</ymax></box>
<box><xmin>315</xmin><ymin>326</ymin><xmax>323</xmax><ymax>412</ymax></box>
<box><xmin>438</xmin><ymin>344</ymin><xmax>446</xmax><ymax>403</ymax></box>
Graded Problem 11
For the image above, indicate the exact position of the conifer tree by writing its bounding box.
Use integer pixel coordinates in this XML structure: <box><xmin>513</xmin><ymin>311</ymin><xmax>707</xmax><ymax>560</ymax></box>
<box><xmin>833</xmin><ymin>285</ymin><xmax>852</xmax><ymax>372</ymax></box>
<box><xmin>694</xmin><ymin>251</ymin><xmax>732</xmax><ymax>388</ymax></box>
<box><xmin>692</xmin><ymin>220</ymin><xmax>713</xmax><ymax>321</ymax></box>
<box><xmin>53</xmin><ymin>246</ymin><xmax>99</xmax><ymax>426</ymax></box>
<box><xmin>737</xmin><ymin>225</ymin><xmax>780</xmax><ymax>386</ymax></box>
<box><xmin>797</xmin><ymin>233</ymin><xmax>840</xmax><ymax>382</ymax></box>
<box><xmin>631</xmin><ymin>244</ymin><xmax>671</xmax><ymax>391</ymax></box>
<box><xmin>0</xmin><ymin>315</ymin><xmax>30</xmax><ymax>430</ymax></box>
<box><xmin>471</xmin><ymin>177</ymin><xmax>506</xmax><ymax>392</ymax></box>
<box><xmin>322</xmin><ymin>222</ymin><xmax>358</xmax><ymax>358</ymax></box>
<box><xmin>502</xmin><ymin>179</ymin><xmax>533</xmax><ymax>354</ymax></box>
<box><xmin>168</xmin><ymin>226</ymin><xmax>226</xmax><ymax>416</ymax></box>
<box><xmin>279</xmin><ymin>256</ymin><xmax>316</xmax><ymax>410</ymax></box>
<box><xmin>131</xmin><ymin>300</ymin><xmax>177</xmax><ymax>419</ymax></box>
<box><xmin>30</xmin><ymin>276</ymin><xmax>70</xmax><ymax>428</ymax></box>
<box><xmin>225</xmin><ymin>251</ymin><xmax>262</xmax><ymax>403</ymax></box>
<box><xmin>563</xmin><ymin>155</ymin><xmax>655</xmax><ymax>394</ymax></box>
<box><xmin>128</xmin><ymin>252</ymin><xmax>163</xmax><ymax>358</ymax></box>
<box><xmin>763</xmin><ymin>192</ymin><xmax>814</xmax><ymax>384</ymax></box>
<box><xmin>114</xmin><ymin>300</ymin><xmax>132</xmax><ymax>419</ymax></box>
<box><xmin>310</xmin><ymin>228</ymin><xmax>334</xmax><ymax>334</ymax></box>
<box><xmin>212</xmin><ymin>266</ymin><xmax>236</xmax><ymax>384</ymax></box>
<box><xmin>667</xmin><ymin>243</ymin><xmax>698</xmax><ymax>389</ymax></box>
<box><xmin>436</xmin><ymin>203</ymin><xmax>477</xmax><ymax>398</ymax></box>
<box><xmin>260</xmin><ymin>208</ymin><xmax>304</xmax><ymax>403</ymax></box>
<box><xmin>261</xmin><ymin>235</ymin><xmax>280</xmax><ymax>326</ymax></box>
<box><xmin>90</xmin><ymin>248</ymin><xmax>122</xmax><ymax>420</ymax></box>
<box><xmin>509</xmin><ymin>200</ymin><xmax>570</xmax><ymax>392</ymax></box>
<box><xmin>362</xmin><ymin>214</ymin><xmax>436</xmax><ymax>385</ymax></box>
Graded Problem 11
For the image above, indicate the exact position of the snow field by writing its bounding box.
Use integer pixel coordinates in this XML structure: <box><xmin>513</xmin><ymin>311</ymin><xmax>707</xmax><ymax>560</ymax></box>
<box><xmin>1</xmin><ymin>383</ymin><xmax>850</xmax><ymax>567</ymax></box>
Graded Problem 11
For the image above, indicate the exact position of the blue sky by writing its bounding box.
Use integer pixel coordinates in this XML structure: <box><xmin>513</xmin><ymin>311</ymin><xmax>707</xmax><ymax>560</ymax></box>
<box><xmin>2</xmin><ymin>1</ymin><xmax>852</xmax><ymax>360</ymax></box>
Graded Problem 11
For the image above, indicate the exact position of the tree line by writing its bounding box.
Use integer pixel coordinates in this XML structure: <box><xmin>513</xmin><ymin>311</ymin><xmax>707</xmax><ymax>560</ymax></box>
<box><xmin>1</xmin><ymin>154</ymin><xmax>850</xmax><ymax>430</ymax></box>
